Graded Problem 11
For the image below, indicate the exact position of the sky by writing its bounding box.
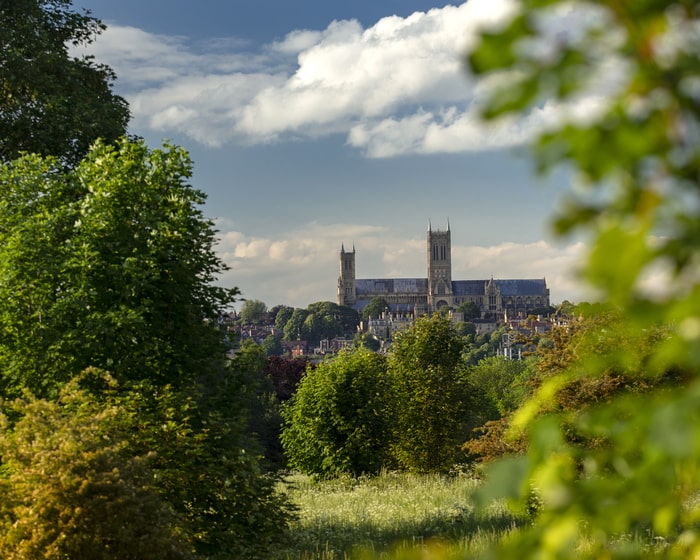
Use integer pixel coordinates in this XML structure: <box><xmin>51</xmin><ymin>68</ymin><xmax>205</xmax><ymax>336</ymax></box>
<box><xmin>71</xmin><ymin>0</ymin><xmax>595</xmax><ymax>309</ymax></box>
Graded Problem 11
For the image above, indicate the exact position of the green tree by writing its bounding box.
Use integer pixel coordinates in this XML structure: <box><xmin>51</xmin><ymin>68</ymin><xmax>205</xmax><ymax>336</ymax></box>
<box><xmin>361</xmin><ymin>296</ymin><xmax>389</xmax><ymax>321</ymax></box>
<box><xmin>468</xmin><ymin>2</ymin><xmax>700</xmax><ymax>557</ymax></box>
<box><xmin>0</xmin><ymin>373</ymin><xmax>193</xmax><ymax>560</ymax></box>
<box><xmin>468</xmin><ymin>355</ymin><xmax>537</xmax><ymax>417</ymax></box>
<box><xmin>120</xmin><ymin>373</ymin><xmax>292</xmax><ymax>559</ymax></box>
<box><xmin>457</xmin><ymin>301</ymin><xmax>480</xmax><ymax>320</ymax></box>
<box><xmin>283</xmin><ymin>308</ymin><xmax>310</xmax><ymax>341</ymax></box>
<box><xmin>0</xmin><ymin>0</ymin><xmax>130</xmax><ymax>166</ymax></box>
<box><xmin>0</xmin><ymin>138</ymin><xmax>237</xmax><ymax>398</ymax></box>
<box><xmin>307</xmin><ymin>301</ymin><xmax>360</xmax><ymax>339</ymax></box>
<box><xmin>274</xmin><ymin>305</ymin><xmax>295</xmax><ymax>332</ymax></box>
<box><xmin>301</xmin><ymin>312</ymin><xmax>324</xmax><ymax>344</ymax></box>
<box><xmin>239</xmin><ymin>299</ymin><xmax>267</xmax><ymax>325</ymax></box>
<box><xmin>261</xmin><ymin>334</ymin><xmax>284</xmax><ymax>356</ymax></box>
<box><xmin>281</xmin><ymin>348</ymin><xmax>392</xmax><ymax>476</ymax></box>
<box><xmin>388</xmin><ymin>315</ymin><xmax>474</xmax><ymax>473</ymax></box>
<box><xmin>354</xmin><ymin>332</ymin><xmax>381</xmax><ymax>352</ymax></box>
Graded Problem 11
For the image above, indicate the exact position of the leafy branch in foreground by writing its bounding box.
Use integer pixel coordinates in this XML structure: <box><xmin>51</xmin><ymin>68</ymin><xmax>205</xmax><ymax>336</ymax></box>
<box><xmin>468</xmin><ymin>2</ymin><xmax>700</xmax><ymax>558</ymax></box>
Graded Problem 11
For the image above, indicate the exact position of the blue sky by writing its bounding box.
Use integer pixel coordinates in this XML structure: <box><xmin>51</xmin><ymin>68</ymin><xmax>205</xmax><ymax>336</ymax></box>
<box><xmin>72</xmin><ymin>0</ymin><xmax>592</xmax><ymax>309</ymax></box>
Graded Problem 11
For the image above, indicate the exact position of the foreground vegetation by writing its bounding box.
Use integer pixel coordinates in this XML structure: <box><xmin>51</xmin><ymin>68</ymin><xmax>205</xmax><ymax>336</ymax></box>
<box><xmin>2</xmin><ymin>0</ymin><xmax>699</xmax><ymax>558</ymax></box>
<box><xmin>271</xmin><ymin>472</ymin><xmax>521</xmax><ymax>560</ymax></box>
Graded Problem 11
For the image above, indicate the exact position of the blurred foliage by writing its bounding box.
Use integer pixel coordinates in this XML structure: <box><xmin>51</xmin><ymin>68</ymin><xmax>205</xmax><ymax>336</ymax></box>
<box><xmin>467</xmin><ymin>0</ymin><xmax>700</xmax><ymax>557</ymax></box>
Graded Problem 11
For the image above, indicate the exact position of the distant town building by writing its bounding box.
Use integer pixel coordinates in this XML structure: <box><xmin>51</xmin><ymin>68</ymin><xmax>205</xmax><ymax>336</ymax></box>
<box><xmin>337</xmin><ymin>223</ymin><xmax>550</xmax><ymax>319</ymax></box>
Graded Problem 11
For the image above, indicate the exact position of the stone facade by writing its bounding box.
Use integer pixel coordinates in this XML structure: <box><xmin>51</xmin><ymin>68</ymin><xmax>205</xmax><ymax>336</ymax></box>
<box><xmin>337</xmin><ymin>223</ymin><xmax>550</xmax><ymax>319</ymax></box>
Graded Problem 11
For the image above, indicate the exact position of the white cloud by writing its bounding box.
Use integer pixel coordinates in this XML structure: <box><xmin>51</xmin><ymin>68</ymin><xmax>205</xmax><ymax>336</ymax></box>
<box><xmin>79</xmin><ymin>0</ymin><xmax>616</xmax><ymax>156</ymax></box>
<box><xmin>215</xmin><ymin>223</ymin><xmax>588</xmax><ymax>309</ymax></box>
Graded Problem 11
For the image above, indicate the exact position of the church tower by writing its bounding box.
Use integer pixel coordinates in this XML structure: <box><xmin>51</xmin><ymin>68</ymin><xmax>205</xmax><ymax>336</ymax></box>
<box><xmin>427</xmin><ymin>221</ymin><xmax>452</xmax><ymax>311</ymax></box>
<box><xmin>337</xmin><ymin>243</ymin><xmax>356</xmax><ymax>306</ymax></box>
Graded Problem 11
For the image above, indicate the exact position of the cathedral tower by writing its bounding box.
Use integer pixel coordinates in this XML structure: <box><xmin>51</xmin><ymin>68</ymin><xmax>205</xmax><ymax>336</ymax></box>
<box><xmin>337</xmin><ymin>243</ymin><xmax>356</xmax><ymax>306</ymax></box>
<box><xmin>427</xmin><ymin>221</ymin><xmax>452</xmax><ymax>311</ymax></box>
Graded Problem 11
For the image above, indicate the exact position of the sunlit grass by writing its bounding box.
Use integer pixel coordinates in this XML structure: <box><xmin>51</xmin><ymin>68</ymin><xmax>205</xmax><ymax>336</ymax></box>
<box><xmin>270</xmin><ymin>471</ymin><xmax>522</xmax><ymax>559</ymax></box>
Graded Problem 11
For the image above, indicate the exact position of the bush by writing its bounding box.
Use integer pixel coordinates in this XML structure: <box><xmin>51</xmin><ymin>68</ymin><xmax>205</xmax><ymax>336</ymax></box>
<box><xmin>0</xmin><ymin>374</ymin><xmax>193</xmax><ymax>560</ymax></box>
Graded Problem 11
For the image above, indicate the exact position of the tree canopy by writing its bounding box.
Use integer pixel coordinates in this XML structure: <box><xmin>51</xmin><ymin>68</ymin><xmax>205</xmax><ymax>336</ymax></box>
<box><xmin>0</xmin><ymin>138</ymin><xmax>237</xmax><ymax>397</ymax></box>
<box><xmin>239</xmin><ymin>299</ymin><xmax>267</xmax><ymax>325</ymax></box>
<box><xmin>0</xmin><ymin>0</ymin><xmax>130</xmax><ymax>166</ymax></box>
<box><xmin>281</xmin><ymin>348</ymin><xmax>392</xmax><ymax>477</ymax></box>
<box><xmin>389</xmin><ymin>315</ymin><xmax>478</xmax><ymax>473</ymax></box>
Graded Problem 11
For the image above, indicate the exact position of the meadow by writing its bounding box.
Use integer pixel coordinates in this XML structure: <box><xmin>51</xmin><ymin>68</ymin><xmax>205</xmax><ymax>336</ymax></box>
<box><xmin>271</xmin><ymin>471</ymin><xmax>522</xmax><ymax>560</ymax></box>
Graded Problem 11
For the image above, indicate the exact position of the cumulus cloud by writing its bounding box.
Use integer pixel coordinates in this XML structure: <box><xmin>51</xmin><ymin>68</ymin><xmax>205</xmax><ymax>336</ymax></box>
<box><xmin>79</xmin><ymin>0</ymin><xmax>615</xmax><ymax>156</ymax></box>
<box><xmin>215</xmin><ymin>223</ymin><xmax>587</xmax><ymax>309</ymax></box>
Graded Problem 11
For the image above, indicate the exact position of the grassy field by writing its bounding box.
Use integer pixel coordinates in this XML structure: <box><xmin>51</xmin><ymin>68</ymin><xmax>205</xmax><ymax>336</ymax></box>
<box><xmin>270</xmin><ymin>471</ymin><xmax>522</xmax><ymax>560</ymax></box>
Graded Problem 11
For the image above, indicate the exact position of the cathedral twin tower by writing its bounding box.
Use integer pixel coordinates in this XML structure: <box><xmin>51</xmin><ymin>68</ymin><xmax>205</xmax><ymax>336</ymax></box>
<box><xmin>338</xmin><ymin>223</ymin><xmax>550</xmax><ymax>319</ymax></box>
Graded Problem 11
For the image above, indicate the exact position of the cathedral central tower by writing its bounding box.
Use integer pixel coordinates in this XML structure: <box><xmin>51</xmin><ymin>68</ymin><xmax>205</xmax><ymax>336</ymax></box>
<box><xmin>337</xmin><ymin>243</ymin><xmax>356</xmax><ymax>306</ymax></box>
<box><xmin>427</xmin><ymin>221</ymin><xmax>452</xmax><ymax>310</ymax></box>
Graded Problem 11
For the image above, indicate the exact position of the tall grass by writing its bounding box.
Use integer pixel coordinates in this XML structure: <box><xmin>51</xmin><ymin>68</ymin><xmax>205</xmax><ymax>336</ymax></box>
<box><xmin>270</xmin><ymin>471</ymin><xmax>522</xmax><ymax>559</ymax></box>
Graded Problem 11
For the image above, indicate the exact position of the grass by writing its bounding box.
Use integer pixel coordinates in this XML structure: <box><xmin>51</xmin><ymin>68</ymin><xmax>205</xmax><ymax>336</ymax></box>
<box><xmin>269</xmin><ymin>470</ymin><xmax>522</xmax><ymax>560</ymax></box>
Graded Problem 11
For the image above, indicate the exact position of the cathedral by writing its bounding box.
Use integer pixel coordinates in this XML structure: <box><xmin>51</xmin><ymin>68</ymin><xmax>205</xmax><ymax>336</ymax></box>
<box><xmin>337</xmin><ymin>223</ymin><xmax>550</xmax><ymax>319</ymax></box>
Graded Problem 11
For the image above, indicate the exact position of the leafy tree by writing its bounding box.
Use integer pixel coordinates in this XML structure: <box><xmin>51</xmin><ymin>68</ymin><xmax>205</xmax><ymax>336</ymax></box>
<box><xmin>0</xmin><ymin>0</ymin><xmax>130</xmax><ymax>166</ymax></box>
<box><xmin>268</xmin><ymin>304</ymin><xmax>291</xmax><ymax>326</ymax></box>
<box><xmin>388</xmin><ymin>315</ymin><xmax>475</xmax><ymax>473</ymax></box>
<box><xmin>121</xmin><ymin>374</ymin><xmax>292</xmax><ymax>559</ymax></box>
<box><xmin>467</xmin><ymin>355</ymin><xmax>537</xmax><ymax>417</ymax></box>
<box><xmin>281</xmin><ymin>348</ymin><xmax>393</xmax><ymax>477</ymax></box>
<box><xmin>301</xmin><ymin>312</ymin><xmax>324</xmax><ymax>343</ymax></box>
<box><xmin>455</xmin><ymin>321</ymin><xmax>477</xmax><ymax>337</ymax></box>
<box><xmin>261</xmin><ymin>334</ymin><xmax>284</xmax><ymax>356</ymax></box>
<box><xmin>0</xmin><ymin>138</ymin><xmax>237</xmax><ymax>398</ymax></box>
<box><xmin>283</xmin><ymin>308</ymin><xmax>310</xmax><ymax>341</ymax></box>
<box><xmin>274</xmin><ymin>305</ymin><xmax>295</xmax><ymax>332</ymax></box>
<box><xmin>0</xmin><ymin>139</ymin><xmax>291</xmax><ymax>556</ymax></box>
<box><xmin>306</xmin><ymin>301</ymin><xmax>360</xmax><ymax>340</ymax></box>
<box><xmin>239</xmin><ymin>299</ymin><xmax>267</xmax><ymax>325</ymax></box>
<box><xmin>228</xmin><ymin>340</ymin><xmax>286</xmax><ymax>470</ymax></box>
<box><xmin>361</xmin><ymin>296</ymin><xmax>389</xmax><ymax>321</ymax></box>
<box><xmin>468</xmin><ymin>2</ymin><xmax>700</xmax><ymax>557</ymax></box>
<box><xmin>264</xmin><ymin>355</ymin><xmax>309</xmax><ymax>401</ymax></box>
<box><xmin>457</xmin><ymin>301</ymin><xmax>480</xmax><ymax>320</ymax></box>
<box><xmin>354</xmin><ymin>332</ymin><xmax>381</xmax><ymax>352</ymax></box>
<box><xmin>0</xmin><ymin>372</ymin><xmax>193</xmax><ymax>560</ymax></box>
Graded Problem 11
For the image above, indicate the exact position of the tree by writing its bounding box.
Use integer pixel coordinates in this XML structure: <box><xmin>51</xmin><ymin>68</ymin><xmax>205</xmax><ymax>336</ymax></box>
<box><xmin>0</xmin><ymin>373</ymin><xmax>193</xmax><ymax>560</ymax></box>
<box><xmin>468</xmin><ymin>2</ymin><xmax>700</xmax><ymax>557</ymax></box>
<box><xmin>261</xmin><ymin>334</ymin><xmax>284</xmax><ymax>356</ymax></box>
<box><xmin>274</xmin><ymin>305</ymin><xmax>295</xmax><ymax>332</ymax></box>
<box><xmin>354</xmin><ymin>332</ymin><xmax>381</xmax><ymax>352</ymax></box>
<box><xmin>121</xmin><ymin>372</ymin><xmax>293</xmax><ymax>559</ymax></box>
<box><xmin>281</xmin><ymin>348</ymin><xmax>393</xmax><ymax>476</ymax></box>
<box><xmin>0</xmin><ymin>0</ymin><xmax>130</xmax><ymax>166</ymax></box>
<box><xmin>361</xmin><ymin>296</ymin><xmax>389</xmax><ymax>321</ymax></box>
<box><xmin>264</xmin><ymin>355</ymin><xmax>309</xmax><ymax>401</ymax></box>
<box><xmin>457</xmin><ymin>301</ymin><xmax>480</xmax><ymax>320</ymax></box>
<box><xmin>467</xmin><ymin>355</ymin><xmax>537</xmax><ymax>417</ymax></box>
<box><xmin>306</xmin><ymin>301</ymin><xmax>360</xmax><ymax>339</ymax></box>
<box><xmin>388</xmin><ymin>315</ymin><xmax>476</xmax><ymax>473</ymax></box>
<box><xmin>239</xmin><ymin>299</ymin><xmax>267</xmax><ymax>325</ymax></box>
<box><xmin>283</xmin><ymin>308</ymin><xmax>310</xmax><ymax>341</ymax></box>
<box><xmin>0</xmin><ymin>138</ymin><xmax>238</xmax><ymax>398</ymax></box>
